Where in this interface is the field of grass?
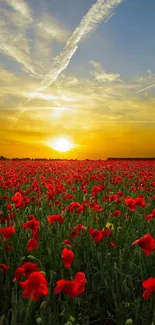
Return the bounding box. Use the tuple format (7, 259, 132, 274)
(0, 159, 155, 325)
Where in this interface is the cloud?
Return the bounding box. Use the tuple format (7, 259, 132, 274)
(0, 67, 41, 97)
(2, 96, 155, 153)
(59, 76, 80, 87)
(32, 17, 70, 73)
(36, 16, 70, 42)
(0, 68, 18, 84)
(0, 42, 38, 76)
(39, 0, 124, 91)
(0, 5, 39, 76)
(89, 60, 122, 83)
(136, 70, 154, 83)
(1, 66, 154, 134)
(0, 1, 70, 77)
(6, 0, 32, 21)
(1, 66, 155, 158)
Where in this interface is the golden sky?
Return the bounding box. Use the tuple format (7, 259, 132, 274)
(0, 0, 155, 158)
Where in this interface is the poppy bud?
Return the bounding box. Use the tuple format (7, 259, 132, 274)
(64, 244, 72, 249)
(50, 270, 57, 281)
(27, 255, 36, 260)
(36, 317, 42, 324)
(40, 301, 46, 310)
(125, 319, 133, 325)
(69, 316, 75, 322)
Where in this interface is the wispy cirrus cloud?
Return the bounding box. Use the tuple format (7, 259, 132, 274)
(39, 0, 124, 91)
(0, 3, 40, 77)
(32, 15, 70, 73)
(0, 42, 39, 77)
(89, 60, 122, 83)
(0, 0, 70, 77)
(36, 13, 70, 42)
(1, 63, 153, 127)
(6, 0, 32, 21)
(136, 70, 155, 83)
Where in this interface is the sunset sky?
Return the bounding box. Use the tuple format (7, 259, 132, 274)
(0, 0, 155, 159)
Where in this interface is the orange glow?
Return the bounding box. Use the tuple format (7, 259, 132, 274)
(47, 136, 74, 152)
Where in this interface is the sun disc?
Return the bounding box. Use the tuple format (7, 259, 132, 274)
(47, 137, 73, 152)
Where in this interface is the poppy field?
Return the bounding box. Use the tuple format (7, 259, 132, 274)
(1, 159, 155, 325)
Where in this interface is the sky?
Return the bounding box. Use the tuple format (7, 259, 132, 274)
(0, 0, 155, 159)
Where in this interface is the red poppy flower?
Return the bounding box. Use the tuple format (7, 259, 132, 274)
(54, 279, 74, 297)
(67, 202, 80, 213)
(73, 272, 87, 296)
(132, 234, 155, 256)
(92, 186, 102, 196)
(142, 277, 155, 300)
(109, 194, 118, 202)
(13, 262, 39, 281)
(11, 192, 26, 208)
(13, 267, 25, 282)
(61, 248, 74, 268)
(22, 262, 39, 277)
(145, 209, 155, 221)
(92, 203, 103, 212)
(22, 219, 40, 230)
(113, 209, 121, 217)
(102, 227, 112, 238)
(54, 272, 86, 298)
(117, 191, 124, 198)
(11, 192, 22, 204)
(0, 226, 15, 241)
(14, 262, 39, 281)
(28, 215, 36, 220)
(48, 214, 64, 225)
(27, 237, 38, 252)
(63, 239, 72, 246)
(6, 204, 12, 210)
(69, 228, 80, 238)
(109, 241, 116, 248)
(134, 196, 146, 208)
(0, 264, 10, 273)
(124, 197, 136, 212)
(69, 224, 85, 238)
(5, 244, 13, 251)
(145, 213, 155, 221)
(89, 228, 103, 243)
(19, 271, 48, 300)
(75, 224, 85, 232)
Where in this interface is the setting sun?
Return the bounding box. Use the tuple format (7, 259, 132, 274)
(47, 137, 74, 152)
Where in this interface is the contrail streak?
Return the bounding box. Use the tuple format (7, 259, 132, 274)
(13, 0, 124, 124)
(136, 83, 155, 94)
(39, 0, 124, 92)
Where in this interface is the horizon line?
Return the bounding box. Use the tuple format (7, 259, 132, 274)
(1, 156, 155, 161)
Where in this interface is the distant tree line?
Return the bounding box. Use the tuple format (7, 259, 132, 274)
(0, 156, 8, 160)
(107, 158, 155, 160)
(0, 156, 155, 161)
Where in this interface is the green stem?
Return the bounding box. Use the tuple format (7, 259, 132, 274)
(152, 298, 155, 325)
(24, 298, 33, 325)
